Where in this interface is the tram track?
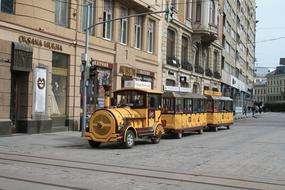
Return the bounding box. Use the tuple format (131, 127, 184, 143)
(0, 152, 284, 190)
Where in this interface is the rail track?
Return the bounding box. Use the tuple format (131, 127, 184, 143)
(0, 152, 284, 190)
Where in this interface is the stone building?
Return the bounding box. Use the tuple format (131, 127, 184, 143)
(266, 65, 285, 109)
(220, 0, 256, 111)
(161, 0, 223, 94)
(0, 0, 163, 135)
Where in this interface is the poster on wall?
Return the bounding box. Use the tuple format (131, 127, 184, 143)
(34, 67, 47, 113)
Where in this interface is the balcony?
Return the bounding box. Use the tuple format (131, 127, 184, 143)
(194, 65, 204, 75)
(181, 62, 193, 71)
(213, 71, 222, 79)
(205, 68, 213, 77)
(167, 57, 180, 68)
(192, 24, 218, 43)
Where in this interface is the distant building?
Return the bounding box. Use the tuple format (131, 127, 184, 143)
(265, 65, 285, 111)
(253, 66, 274, 105)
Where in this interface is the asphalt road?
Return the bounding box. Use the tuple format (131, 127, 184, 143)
(0, 112, 285, 190)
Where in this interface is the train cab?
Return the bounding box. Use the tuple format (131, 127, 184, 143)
(161, 92, 207, 139)
(204, 91, 234, 132)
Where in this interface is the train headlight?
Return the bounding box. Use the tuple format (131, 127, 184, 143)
(118, 124, 124, 131)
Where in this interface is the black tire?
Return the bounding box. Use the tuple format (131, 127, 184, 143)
(88, 140, 101, 148)
(123, 130, 135, 148)
(151, 136, 160, 144)
(176, 132, 183, 139)
(227, 125, 230, 130)
(213, 127, 218, 132)
(198, 128, 203, 134)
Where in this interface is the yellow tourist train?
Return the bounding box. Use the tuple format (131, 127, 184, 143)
(161, 92, 207, 138)
(85, 85, 234, 148)
(204, 90, 234, 132)
(84, 87, 164, 148)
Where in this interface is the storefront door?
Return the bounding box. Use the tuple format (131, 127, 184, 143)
(10, 71, 29, 132)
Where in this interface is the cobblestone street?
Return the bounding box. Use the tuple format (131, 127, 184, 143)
(0, 112, 285, 190)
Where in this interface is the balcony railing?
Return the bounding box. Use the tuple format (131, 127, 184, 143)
(167, 57, 180, 68)
(194, 65, 204, 75)
(213, 71, 222, 79)
(205, 68, 213, 77)
(181, 62, 193, 71)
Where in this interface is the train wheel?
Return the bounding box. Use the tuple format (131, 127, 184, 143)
(176, 132, 183, 139)
(227, 125, 230, 130)
(198, 128, 203, 134)
(151, 137, 160, 144)
(123, 130, 135, 148)
(88, 140, 101, 148)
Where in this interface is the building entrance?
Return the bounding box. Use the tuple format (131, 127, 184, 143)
(10, 71, 29, 133)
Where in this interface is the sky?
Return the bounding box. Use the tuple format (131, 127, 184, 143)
(256, 0, 285, 68)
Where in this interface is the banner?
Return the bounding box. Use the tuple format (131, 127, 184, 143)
(34, 68, 47, 113)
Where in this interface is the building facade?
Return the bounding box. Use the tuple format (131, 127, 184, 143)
(0, 0, 163, 135)
(161, 0, 223, 95)
(220, 0, 256, 111)
(253, 66, 274, 105)
(266, 65, 285, 111)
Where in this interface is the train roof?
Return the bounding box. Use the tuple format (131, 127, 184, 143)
(208, 96, 233, 101)
(163, 92, 207, 99)
(113, 88, 163, 94)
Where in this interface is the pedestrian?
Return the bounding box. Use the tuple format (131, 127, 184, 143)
(243, 105, 247, 116)
(252, 105, 256, 118)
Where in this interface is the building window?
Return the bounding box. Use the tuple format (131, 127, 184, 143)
(0, 0, 14, 13)
(135, 16, 142, 49)
(196, 1, 201, 22)
(181, 36, 188, 64)
(51, 52, 69, 116)
(186, 0, 191, 19)
(147, 19, 154, 53)
(167, 29, 175, 59)
(166, 79, 175, 86)
(103, 0, 113, 40)
(209, 0, 215, 25)
(82, 0, 95, 35)
(120, 7, 128, 44)
(55, 0, 69, 27)
(213, 51, 218, 71)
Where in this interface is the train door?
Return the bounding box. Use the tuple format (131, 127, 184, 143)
(148, 93, 161, 128)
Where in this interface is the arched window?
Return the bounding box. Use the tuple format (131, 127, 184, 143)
(209, 0, 215, 25)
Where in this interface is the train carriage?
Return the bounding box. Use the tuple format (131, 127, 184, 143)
(205, 91, 234, 132)
(84, 88, 164, 148)
(161, 92, 207, 138)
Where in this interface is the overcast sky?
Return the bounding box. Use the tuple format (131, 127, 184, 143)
(256, 0, 285, 68)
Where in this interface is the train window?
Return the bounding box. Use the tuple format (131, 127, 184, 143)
(148, 94, 161, 109)
(176, 98, 184, 113)
(220, 101, 226, 112)
(115, 91, 146, 108)
(193, 99, 198, 113)
(184, 99, 193, 113)
(225, 101, 233, 112)
(162, 98, 175, 113)
(197, 99, 205, 112)
(214, 101, 221, 112)
(206, 100, 213, 112)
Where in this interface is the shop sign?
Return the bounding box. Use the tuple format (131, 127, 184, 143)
(164, 86, 179, 92)
(137, 69, 155, 77)
(34, 67, 47, 113)
(124, 80, 152, 90)
(94, 60, 113, 69)
(119, 66, 136, 77)
(231, 76, 246, 92)
(180, 87, 192, 92)
(18, 35, 63, 51)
